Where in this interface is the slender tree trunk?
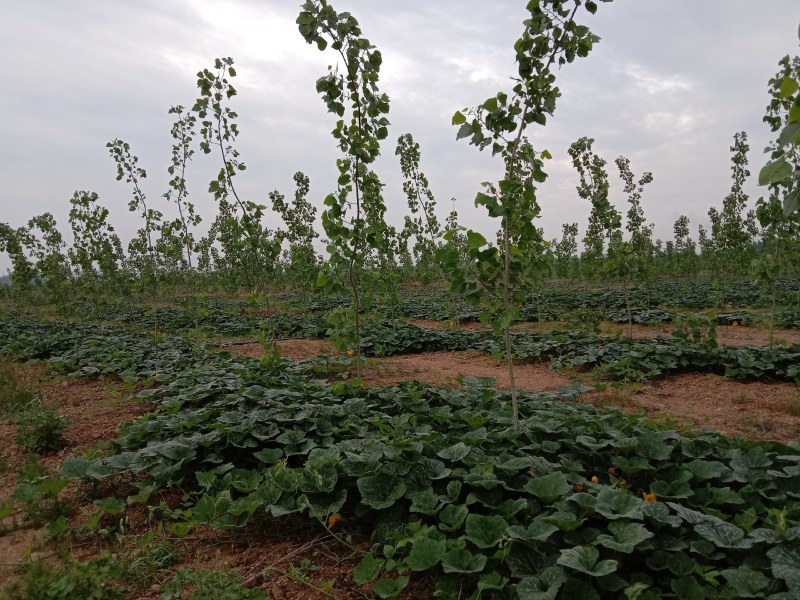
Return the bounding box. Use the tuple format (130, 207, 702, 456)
(502, 218, 519, 431)
(625, 285, 633, 339)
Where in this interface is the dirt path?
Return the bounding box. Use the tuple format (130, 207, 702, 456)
(581, 373, 800, 443)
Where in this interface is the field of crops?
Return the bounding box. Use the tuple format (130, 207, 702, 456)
(2, 0, 800, 597)
(0, 280, 799, 599)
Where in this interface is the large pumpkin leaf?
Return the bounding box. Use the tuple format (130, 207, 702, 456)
(357, 475, 405, 510)
(557, 546, 618, 577)
(465, 514, 509, 549)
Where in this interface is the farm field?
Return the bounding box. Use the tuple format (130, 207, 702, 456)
(2, 0, 800, 598)
(2, 281, 800, 599)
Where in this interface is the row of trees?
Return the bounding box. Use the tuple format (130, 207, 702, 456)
(0, 6, 797, 311)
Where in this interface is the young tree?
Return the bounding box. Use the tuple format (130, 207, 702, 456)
(270, 171, 320, 289)
(711, 132, 755, 303)
(552, 222, 579, 277)
(756, 46, 800, 332)
(0, 223, 37, 302)
(107, 139, 163, 288)
(672, 214, 697, 277)
(26, 213, 73, 311)
(446, 0, 609, 429)
(396, 133, 441, 282)
(67, 191, 125, 292)
(298, 0, 393, 376)
(569, 137, 620, 277)
(161, 105, 201, 274)
(193, 58, 279, 292)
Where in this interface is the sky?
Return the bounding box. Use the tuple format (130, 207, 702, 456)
(1, 0, 799, 273)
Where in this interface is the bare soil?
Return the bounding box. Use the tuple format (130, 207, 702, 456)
(581, 373, 800, 443)
(359, 351, 572, 391)
(0, 364, 150, 587)
(408, 318, 800, 348)
(241, 338, 337, 360)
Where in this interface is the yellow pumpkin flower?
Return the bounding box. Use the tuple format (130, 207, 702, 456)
(642, 492, 657, 503)
(328, 512, 342, 528)
(591, 475, 599, 483)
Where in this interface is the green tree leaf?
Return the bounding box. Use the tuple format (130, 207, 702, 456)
(779, 76, 800, 99)
(758, 158, 792, 186)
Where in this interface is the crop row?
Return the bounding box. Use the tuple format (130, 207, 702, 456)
(1, 316, 800, 597)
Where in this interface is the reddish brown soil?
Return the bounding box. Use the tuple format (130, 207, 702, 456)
(221, 338, 336, 360)
(581, 373, 800, 443)
(597, 321, 800, 348)
(359, 351, 572, 391)
(133, 528, 428, 600)
(224, 341, 573, 392)
(0, 364, 150, 587)
(408, 318, 800, 348)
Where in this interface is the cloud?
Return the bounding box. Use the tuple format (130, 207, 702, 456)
(1, 0, 799, 274)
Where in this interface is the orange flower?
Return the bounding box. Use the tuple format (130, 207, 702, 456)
(573, 484, 586, 493)
(642, 492, 657, 503)
(346, 349, 354, 357)
(327, 512, 342, 528)
(608, 467, 618, 475)
(591, 476, 599, 484)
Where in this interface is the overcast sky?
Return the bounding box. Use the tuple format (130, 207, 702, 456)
(1, 0, 799, 273)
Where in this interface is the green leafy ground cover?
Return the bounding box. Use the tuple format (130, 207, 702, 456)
(27, 279, 800, 343)
(3, 316, 800, 385)
(1, 316, 800, 598)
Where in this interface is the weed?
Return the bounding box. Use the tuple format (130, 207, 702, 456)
(786, 394, 800, 417)
(0, 358, 35, 415)
(13, 397, 68, 452)
(673, 313, 718, 348)
(741, 416, 775, 436)
(4, 454, 70, 530)
(732, 392, 750, 406)
(1, 555, 128, 600)
(160, 567, 267, 600)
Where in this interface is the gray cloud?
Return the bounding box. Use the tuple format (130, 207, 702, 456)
(1, 0, 798, 272)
